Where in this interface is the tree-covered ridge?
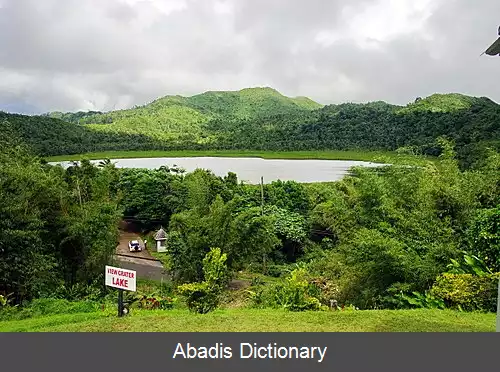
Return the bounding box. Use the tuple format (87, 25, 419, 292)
(41, 87, 323, 147)
(0, 112, 161, 156)
(2, 88, 500, 168)
(396, 93, 480, 114)
(55, 87, 323, 124)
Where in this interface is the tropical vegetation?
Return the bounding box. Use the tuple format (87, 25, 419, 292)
(1, 88, 499, 329)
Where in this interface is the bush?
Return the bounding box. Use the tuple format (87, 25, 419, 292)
(398, 291, 445, 310)
(52, 281, 105, 302)
(431, 273, 500, 312)
(248, 268, 325, 311)
(266, 264, 293, 278)
(203, 247, 230, 289)
(134, 294, 177, 310)
(177, 282, 219, 314)
(309, 277, 341, 306)
(177, 248, 229, 314)
(468, 207, 500, 271)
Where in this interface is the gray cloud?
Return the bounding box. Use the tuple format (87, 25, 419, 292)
(0, 0, 499, 113)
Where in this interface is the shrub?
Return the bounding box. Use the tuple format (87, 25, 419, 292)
(135, 294, 177, 310)
(248, 268, 325, 311)
(431, 273, 500, 312)
(398, 291, 445, 310)
(177, 248, 229, 314)
(468, 207, 500, 271)
(266, 264, 293, 278)
(309, 276, 340, 306)
(177, 282, 219, 314)
(203, 247, 230, 289)
(51, 280, 106, 302)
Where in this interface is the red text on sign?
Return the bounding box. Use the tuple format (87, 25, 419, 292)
(112, 278, 129, 288)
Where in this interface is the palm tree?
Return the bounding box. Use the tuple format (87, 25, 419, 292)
(98, 158, 113, 168)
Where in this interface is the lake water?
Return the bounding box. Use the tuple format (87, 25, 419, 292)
(51, 157, 381, 184)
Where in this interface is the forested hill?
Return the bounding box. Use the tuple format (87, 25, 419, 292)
(48, 87, 323, 124)
(2, 88, 500, 168)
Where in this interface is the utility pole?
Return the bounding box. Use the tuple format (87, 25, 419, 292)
(260, 176, 266, 274)
(260, 176, 264, 216)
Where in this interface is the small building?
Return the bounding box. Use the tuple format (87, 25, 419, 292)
(153, 227, 168, 253)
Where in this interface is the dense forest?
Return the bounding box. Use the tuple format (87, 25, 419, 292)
(2, 87, 500, 169)
(1, 111, 499, 313)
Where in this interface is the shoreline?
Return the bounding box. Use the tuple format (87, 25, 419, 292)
(45, 149, 428, 163)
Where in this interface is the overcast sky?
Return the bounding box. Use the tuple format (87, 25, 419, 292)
(0, 0, 499, 114)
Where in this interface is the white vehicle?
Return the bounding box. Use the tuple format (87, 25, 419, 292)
(128, 240, 142, 252)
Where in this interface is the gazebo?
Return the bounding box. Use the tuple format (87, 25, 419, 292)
(153, 227, 168, 253)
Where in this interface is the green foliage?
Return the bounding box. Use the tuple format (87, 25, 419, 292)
(468, 206, 500, 271)
(177, 282, 219, 314)
(265, 180, 310, 214)
(0, 138, 121, 303)
(52, 281, 105, 302)
(431, 273, 500, 312)
(3, 100, 500, 315)
(118, 167, 184, 230)
(397, 291, 446, 310)
(0, 293, 14, 309)
(396, 93, 474, 114)
(5, 88, 500, 169)
(446, 251, 492, 276)
(132, 294, 177, 310)
(0, 298, 103, 321)
(202, 248, 230, 289)
(177, 248, 229, 314)
(265, 205, 307, 261)
(249, 268, 325, 311)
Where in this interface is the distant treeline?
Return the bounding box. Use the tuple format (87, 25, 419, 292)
(2, 89, 500, 169)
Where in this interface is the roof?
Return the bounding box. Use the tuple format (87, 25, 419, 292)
(130, 240, 139, 245)
(484, 36, 500, 56)
(153, 227, 167, 241)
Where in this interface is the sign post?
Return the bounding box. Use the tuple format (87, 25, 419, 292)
(118, 289, 124, 317)
(105, 265, 137, 317)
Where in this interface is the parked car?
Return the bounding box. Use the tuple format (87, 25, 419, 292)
(128, 240, 141, 252)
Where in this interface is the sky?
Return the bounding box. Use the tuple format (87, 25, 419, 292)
(0, 0, 499, 114)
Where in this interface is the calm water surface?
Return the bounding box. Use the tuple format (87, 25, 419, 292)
(52, 157, 381, 184)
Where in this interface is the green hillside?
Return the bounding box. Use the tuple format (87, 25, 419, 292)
(46, 87, 323, 147)
(0, 112, 160, 156)
(3, 88, 500, 168)
(396, 93, 478, 114)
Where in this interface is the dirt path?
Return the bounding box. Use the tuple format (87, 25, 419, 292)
(116, 232, 154, 260)
(114, 231, 168, 280)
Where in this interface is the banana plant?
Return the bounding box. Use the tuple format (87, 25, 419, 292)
(446, 251, 492, 276)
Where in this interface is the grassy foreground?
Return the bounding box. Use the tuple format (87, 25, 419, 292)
(45, 149, 413, 163)
(0, 309, 494, 332)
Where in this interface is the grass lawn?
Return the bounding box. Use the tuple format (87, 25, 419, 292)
(45, 149, 430, 163)
(0, 309, 494, 332)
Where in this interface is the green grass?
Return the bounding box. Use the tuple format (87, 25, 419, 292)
(45, 149, 423, 163)
(0, 308, 494, 332)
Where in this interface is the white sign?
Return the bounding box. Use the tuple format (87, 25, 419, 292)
(105, 265, 136, 292)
